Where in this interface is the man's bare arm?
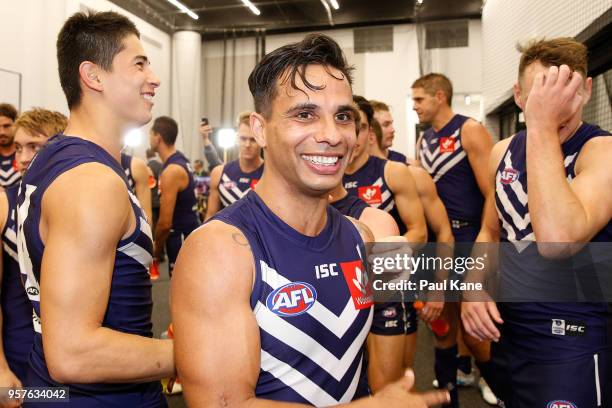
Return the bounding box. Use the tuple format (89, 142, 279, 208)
(408, 166, 453, 244)
(154, 164, 185, 260)
(131, 156, 153, 224)
(204, 165, 223, 220)
(461, 120, 494, 197)
(386, 162, 427, 243)
(172, 221, 448, 408)
(40, 163, 174, 383)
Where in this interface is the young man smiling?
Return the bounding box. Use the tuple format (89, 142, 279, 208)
(16, 11, 172, 407)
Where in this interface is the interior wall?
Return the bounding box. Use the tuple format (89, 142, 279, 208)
(200, 21, 483, 160)
(0, 0, 172, 159)
(482, 0, 611, 116)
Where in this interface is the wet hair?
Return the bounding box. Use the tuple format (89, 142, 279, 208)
(353, 95, 374, 125)
(57, 11, 140, 109)
(248, 33, 354, 118)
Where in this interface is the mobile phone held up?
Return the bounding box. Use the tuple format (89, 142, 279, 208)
(201, 117, 209, 126)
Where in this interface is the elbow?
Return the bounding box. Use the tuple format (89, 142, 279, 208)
(535, 240, 583, 260)
(46, 350, 87, 383)
(156, 222, 171, 235)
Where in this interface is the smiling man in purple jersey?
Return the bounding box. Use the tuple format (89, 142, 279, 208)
(15, 11, 173, 407)
(172, 33, 449, 408)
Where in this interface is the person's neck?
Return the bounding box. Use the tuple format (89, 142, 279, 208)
(0, 144, 15, 157)
(345, 152, 370, 175)
(158, 145, 177, 163)
(254, 168, 330, 237)
(239, 155, 263, 173)
(328, 184, 347, 203)
(432, 106, 455, 132)
(63, 103, 126, 161)
(370, 144, 386, 160)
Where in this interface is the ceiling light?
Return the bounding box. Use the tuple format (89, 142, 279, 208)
(166, 0, 198, 20)
(417, 0, 424, 4)
(241, 0, 261, 15)
(328, 0, 339, 10)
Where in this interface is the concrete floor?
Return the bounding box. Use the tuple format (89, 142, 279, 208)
(151, 263, 492, 408)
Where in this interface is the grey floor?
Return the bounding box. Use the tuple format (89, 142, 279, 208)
(152, 262, 491, 408)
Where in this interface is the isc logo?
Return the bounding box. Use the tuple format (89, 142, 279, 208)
(546, 400, 577, 408)
(500, 168, 519, 184)
(345, 181, 358, 189)
(266, 282, 317, 317)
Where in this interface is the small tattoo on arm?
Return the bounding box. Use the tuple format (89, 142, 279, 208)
(232, 233, 250, 248)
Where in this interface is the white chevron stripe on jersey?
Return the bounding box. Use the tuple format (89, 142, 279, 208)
(495, 172, 531, 231)
(260, 261, 361, 339)
(260, 349, 364, 406)
(4, 226, 17, 245)
(218, 187, 234, 207)
(140, 216, 153, 241)
(432, 150, 467, 182)
(256, 301, 372, 381)
(564, 152, 578, 168)
(503, 154, 528, 205)
(3, 243, 18, 262)
(0, 173, 20, 187)
(0, 168, 17, 178)
(220, 173, 249, 200)
(118, 241, 153, 268)
(421, 128, 460, 164)
(382, 201, 395, 213)
(17, 184, 40, 303)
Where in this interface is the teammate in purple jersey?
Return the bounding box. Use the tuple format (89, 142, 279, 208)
(150, 116, 200, 275)
(0, 104, 20, 189)
(463, 37, 612, 408)
(172, 33, 449, 407)
(412, 73, 497, 407)
(206, 112, 264, 218)
(15, 11, 173, 407)
(0, 109, 66, 407)
(121, 152, 153, 223)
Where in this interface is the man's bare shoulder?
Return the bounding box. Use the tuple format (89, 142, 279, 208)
(346, 216, 375, 243)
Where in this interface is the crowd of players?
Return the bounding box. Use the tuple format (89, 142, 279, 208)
(0, 9, 609, 408)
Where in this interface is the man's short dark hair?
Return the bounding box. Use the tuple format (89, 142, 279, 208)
(152, 116, 178, 146)
(146, 148, 156, 159)
(248, 33, 354, 118)
(0, 103, 18, 121)
(353, 95, 373, 125)
(57, 11, 140, 109)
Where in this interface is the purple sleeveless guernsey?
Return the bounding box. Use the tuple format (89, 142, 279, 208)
(494, 123, 612, 360)
(16, 134, 165, 407)
(161, 151, 200, 234)
(120, 152, 136, 190)
(218, 159, 264, 208)
(387, 150, 407, 163)
(1, 184, 34, 381)
(0, 152, 20, 188)
(332, 194, 369, 220)
(210, 191, 373, 404)
(419, 114, 483, 223)
(343, 155, 406, 235)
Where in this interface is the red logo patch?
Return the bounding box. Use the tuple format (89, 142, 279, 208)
(358, 186, 382, 205)
(439, 137, 456, 153)
(250, 179, 259, 190)
(500, 168, 519, 184)
(340, 260, 373, 310)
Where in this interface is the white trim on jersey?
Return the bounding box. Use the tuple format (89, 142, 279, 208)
(594, 353, 601, 406)
(260, 350, 364, 406)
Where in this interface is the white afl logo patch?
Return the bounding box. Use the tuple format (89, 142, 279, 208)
(500, 168, 519, 184)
